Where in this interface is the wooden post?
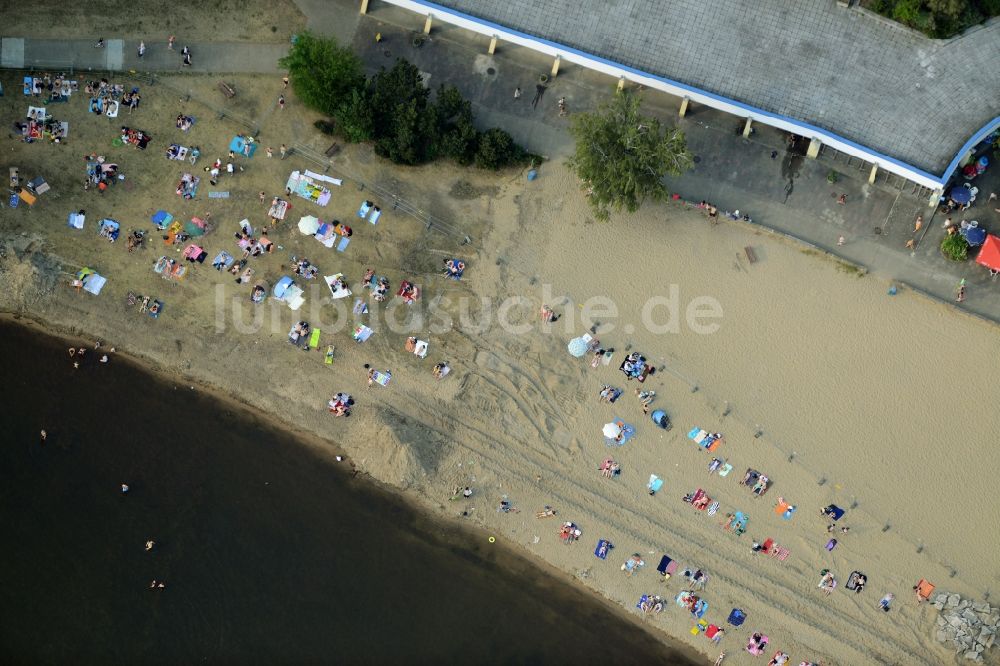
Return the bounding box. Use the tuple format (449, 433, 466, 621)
(423, 14, 433, 35)
(806, 138, 822, 159)
(679, 97, 689, 117)
(550, 55, 560, 77)
(360, 0, 369, 14)
(868, 164, 878, 185)
(742, 117, 753, 138)
(616, 76, 625, 92)
(488, 36, 497, 55)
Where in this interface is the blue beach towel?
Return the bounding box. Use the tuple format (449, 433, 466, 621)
(369, 207, 381, 224)
(647, 474, 663, 494)
(337, 236, 350, 252)
(208, 191, 229, 199)
(357, 200, 372, 218)
(727, 608, 746, 626)
(594, 539, 613, 560)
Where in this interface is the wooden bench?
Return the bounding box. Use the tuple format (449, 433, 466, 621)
(217, 81, 236, 99)
(324, 142, 341, 158)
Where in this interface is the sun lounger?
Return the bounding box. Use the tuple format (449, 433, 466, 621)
(594, 539, 613, 560)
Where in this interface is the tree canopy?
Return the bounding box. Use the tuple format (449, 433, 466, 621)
(278, 32, 363, 117)
(568, 92, 693, 222)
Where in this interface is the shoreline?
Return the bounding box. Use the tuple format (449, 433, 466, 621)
(0, 311, 704, 665)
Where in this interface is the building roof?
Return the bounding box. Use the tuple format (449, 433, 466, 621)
(433, 0, 1000, 174)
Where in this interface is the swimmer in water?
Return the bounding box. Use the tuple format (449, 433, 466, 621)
(145, 540, 155, 551)
(40, 430, 47, 444)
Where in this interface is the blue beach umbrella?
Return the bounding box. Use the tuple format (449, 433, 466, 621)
(949, 186, 972, 205)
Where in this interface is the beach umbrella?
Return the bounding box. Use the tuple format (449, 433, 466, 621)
(602, 422, 622, 439)
(949, 186, 971, 205)
(964, 226, 987, 247)
(567, 336, 589, 357)
(975, 234, 1000, 272)
(297, 215, 320, 235)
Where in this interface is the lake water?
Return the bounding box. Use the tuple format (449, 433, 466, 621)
(0, 320, 696, 665)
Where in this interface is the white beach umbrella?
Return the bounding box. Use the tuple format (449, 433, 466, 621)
(603, 422, 622, 439)
(297, 215, 320, 235)
(567, 336, 589, 357)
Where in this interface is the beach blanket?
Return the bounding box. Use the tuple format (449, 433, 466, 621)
(397, 281, 420, 304)
(822, 504, 845, 521)
(718, 463, 733, 477)
(303, 169, 342, 186)
(285, 170, 332, 206)
(594, 539, 613, 560)
(212, 251, 234, 270)
(77, 268, 107, 296)
(647, 474, 663, 494)
(182, 244, 206, 262)
(309, 328, 321, 350)
(105, 101, 119, 118)
(268, 198, 289, 220)
(372, 370, 392, 387)
(148, 300, 163, 319)
(177, 174, 200, 199)
(68, 212, 85, 229)
(89, 97, 104, 113)
(746, 634, 769, 656)
(324, 274, 353, 300)
(657, 555, 679, 577)
(726, 512, 749, 535)
(27, 106, 47, 121)
(166, 144, 189, 161)
(369, 207, 382, 224)
(208, 191, 230, 199)
(353, 325, 373, 343)
(727, 608, 746, 626)
(357, 200, 373, 218)
(770, 545, 791, 561)
(337, 236, 350, 252)
(23, 77, 35, 96)
(229, 135, 257, 157)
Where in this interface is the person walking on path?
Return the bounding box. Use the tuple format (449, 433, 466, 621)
(513, 86, 521, 100)
(913, 215, 923, 233)
(278, 95, 285, 111)
(137, 41, 146, 58)
(375, 32, 382, 44)
(266, 146, 273, 158)
(837, 193, 847, 205)
(168, 35, 175, 50)
(280, 144, 287, 159)
(956, 278, 966, 303)
(837, 236, 845, 246)
(282, 76, 289, 89)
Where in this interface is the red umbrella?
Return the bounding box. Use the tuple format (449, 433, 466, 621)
(975, 234, 1000, 272)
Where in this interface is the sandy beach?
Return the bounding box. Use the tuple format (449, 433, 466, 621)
(3, 55, 1000, 666)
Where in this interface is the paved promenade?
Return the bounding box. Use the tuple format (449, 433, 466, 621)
(0, 37, 286, 74)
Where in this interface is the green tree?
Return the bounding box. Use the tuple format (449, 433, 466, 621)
(278, 32, 363, 117)
(435, 85, 479, 164)
(568, 92, 693, 221)
(367, 60, 439, 164)
(337, 88, 374, 143)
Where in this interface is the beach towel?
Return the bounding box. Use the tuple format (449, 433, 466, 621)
(727, 512, 748, 535)
(68, 212, 85, 229)
(412, 339, 429, 358)
(337, 236, 350, 252)
(353, 298, 369, 315)
(89, 97, 104, 113)
(707, 501, 720, 516)
(151, 210, 173, 227)
(846, 571, 866, 591)
(657, 555, 679, 577)
(822, 505, 845, 521)
(369, 207, 381, 224)
(268, 198, 289, 220)
(746, 634, 769, 656)
(727, 608, 746, 626)
(353, 325, 373, 342)
(27, 106, 47, 121)
(148, 300, 163, 319)
(357, 200, 373, 218)
(309, 328, 321, 350)
(594, 539, 613, 560)
(23, 76, 33, 96)
(647, 474, 663, 494)
(208, 191, 229, 199)
(372, 370, 391, 387)
(105, 101, 119, 118)
(636, 594, 650, 611)
(770, 545, 791, 561)
(325, 345, 335, 365)
(692, 599, 708, 618)
(706, 624, 721, 640)
(915, 579, 935, 600)
(782, 505, 796, 520)
(80, 271, 107, 296)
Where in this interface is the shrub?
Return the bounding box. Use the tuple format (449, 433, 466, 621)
(475, 128, 526, 170)
(940, 233, 970, 261)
